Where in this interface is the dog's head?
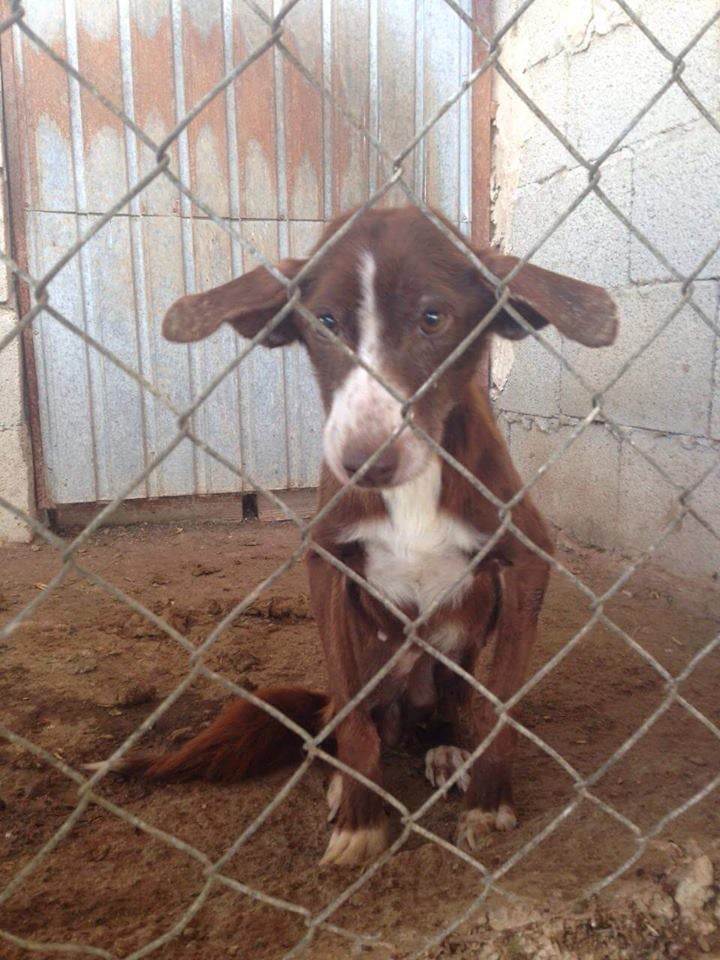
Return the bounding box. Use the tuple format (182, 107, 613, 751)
(163, 207, 617, 490)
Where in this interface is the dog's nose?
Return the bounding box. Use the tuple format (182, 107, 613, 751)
(342, 444, 398, 488)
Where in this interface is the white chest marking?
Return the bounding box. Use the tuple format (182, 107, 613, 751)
(342, 459, 489, 651)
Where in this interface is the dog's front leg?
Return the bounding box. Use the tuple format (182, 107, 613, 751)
(459, 553, 550, 851)
(321, 708, 390, 866)
(307, 549, 391, 867)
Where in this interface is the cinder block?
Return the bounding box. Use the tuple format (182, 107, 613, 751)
(0, 175, 8, 303)
(630, 121, 720, 283)
(657, 511, 720, 584)
(506, 413, 559, 517)
(486, 3, 720, 579)
(494, 325, 562, 418)
(497, 0, 629, 68)
(0, 306, 33, 542)
(543, 418, 622, 551)
(493, 0, 520, 32)
(0, 307, 24, 429)
(507, 150, 632, 288)
(492, 5, 579, 231)
(518, 53, 575, 187)
(566, 21, 708, 160)
(630, 0, 720, 118)
(508, 415, 622, 551)
(561, 282, 716, 436)
(507, 414, 720, 580)
(617, 428, 720, 581)
(712, 290, 720, 440)
(0, 424, 33, 544)
(0, 253, 7, 305)
(495, 409, 512, 446)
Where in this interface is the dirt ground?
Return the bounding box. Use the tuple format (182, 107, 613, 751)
(1, 519, 719, 960)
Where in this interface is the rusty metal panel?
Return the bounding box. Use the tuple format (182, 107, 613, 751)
(125, 0, 181, 217)
(278, 0, 325, 221)
(73, 2, 130, 213)
(238, 219, 290, 491)
(286, 219, 325, 489)
(10, 0, 475, 506)
(80, 214, 148, 500)
(330, 0, 371, 215)
(189, 218, 244, 495)
(26, 212, 97, 503)
(232, 0, 279, 221)
(423, 0, 465, 223)
(137, 213, 197, 499)
(15, 2, 75, 213)
(376, 0, 418, 206)
(181, 2, 231, 219)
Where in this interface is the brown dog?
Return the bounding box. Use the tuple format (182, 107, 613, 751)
(93, 206, 617, 866)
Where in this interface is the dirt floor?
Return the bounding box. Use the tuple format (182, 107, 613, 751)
(1, 519, 719, 960)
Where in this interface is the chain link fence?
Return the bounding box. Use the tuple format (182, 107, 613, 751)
(1, 0, 719, 957)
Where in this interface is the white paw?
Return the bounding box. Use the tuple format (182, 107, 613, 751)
(425, 746, 472, 794)
(457, 804, 517, 852)
(320, 822, 389, 867)
(83, 760, 120, 773)
(326, 772, 342, 823)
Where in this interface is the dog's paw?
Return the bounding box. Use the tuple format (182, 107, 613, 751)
(320, 821, 389, 867)
(326, 772, 342, 823)
(425, 745, 471, 794)
(83, 759, 122, 773)
(456, 804, 517, 852)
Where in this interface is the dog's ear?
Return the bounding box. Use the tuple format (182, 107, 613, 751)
(474, 249, 618, 348)
(162, 259, 307, 346)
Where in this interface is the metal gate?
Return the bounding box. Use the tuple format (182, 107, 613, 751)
(4, 0, 485, 508)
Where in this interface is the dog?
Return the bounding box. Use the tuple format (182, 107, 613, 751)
(92, 206, 617, 866)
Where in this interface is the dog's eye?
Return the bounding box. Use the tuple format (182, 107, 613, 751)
(318, 312, 337, 334)
(419, 309, 448, 336)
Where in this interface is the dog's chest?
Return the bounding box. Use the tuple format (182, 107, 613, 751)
(346, 461, 488, 635)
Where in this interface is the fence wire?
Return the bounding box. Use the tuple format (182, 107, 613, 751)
(1, 1, 719, 958)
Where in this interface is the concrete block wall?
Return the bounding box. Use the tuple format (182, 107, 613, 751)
(491, 0, 720, 581)
(0, 71, 34, 544)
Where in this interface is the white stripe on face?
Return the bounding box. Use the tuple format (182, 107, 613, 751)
(357, 250, 381, 367)
(323, 251, 402, 481)
(323, 250, 430, 486)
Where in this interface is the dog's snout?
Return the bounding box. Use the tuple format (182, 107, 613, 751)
(342, 444, 398, 488)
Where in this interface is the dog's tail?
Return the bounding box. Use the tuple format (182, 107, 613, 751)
(85, 687, 332, 782)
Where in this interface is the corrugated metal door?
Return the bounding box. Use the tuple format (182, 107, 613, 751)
(6, 0, 477, 506)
